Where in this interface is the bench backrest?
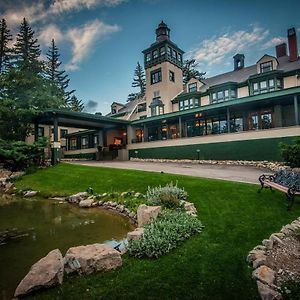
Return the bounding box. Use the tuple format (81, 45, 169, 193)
(273, 170, 300, 191)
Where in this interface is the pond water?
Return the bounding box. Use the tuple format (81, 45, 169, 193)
(0, 195, 134, 300)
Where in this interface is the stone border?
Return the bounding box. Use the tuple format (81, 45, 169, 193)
(247, 217, 300, 300)
(130, 158, 288, 172)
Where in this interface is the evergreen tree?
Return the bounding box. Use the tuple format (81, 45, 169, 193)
(68, 95, 84, 112)
(131, 62, 145, 97)
(0, 19, 12, 73)
(127, 92, 139, 102)
(183, 58, 206, 84)
(45, 39, 75, 104)
(13, 18, 42, 73)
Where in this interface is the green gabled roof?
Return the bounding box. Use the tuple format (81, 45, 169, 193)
(132, 86, 300, 125)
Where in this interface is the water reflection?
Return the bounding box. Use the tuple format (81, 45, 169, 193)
(0, 196, 133, 300)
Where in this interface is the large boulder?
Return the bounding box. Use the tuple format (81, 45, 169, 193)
(253, 266, 276, 286)
(137, 204, 161, 227)
(257, 281, 283, 300)
(68, 192, 88, 203)
(14, 249, 64, 297)
(64, 243, 122, 275)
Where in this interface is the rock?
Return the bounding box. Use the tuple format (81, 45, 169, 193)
(137, 204, 161, 227)
(129, 212, 136, 219)
(79, 199, 94, 208)
(14, 249, 64, 297)
(253, 256, 268, 268)
(24, 191, 38, 197)
(48, 197, 66, 201)
(247, 250, 266, 264)
(127, 228, 144, 241)
(64, 243, 122, 275)
(183, 201, 197, 214)
(121, 192, 128, 197)
(253, 266, 276, 285)
(98, 200, 103, 206)
(270, 234, 284, 245)
(68, 192, 88, 203)
(134, 192, 142, 198)
(4, 182, 15, 193)
(110, 202, 117, 207)
(262, 239, 273, 250)
(257, 281, 283, 300)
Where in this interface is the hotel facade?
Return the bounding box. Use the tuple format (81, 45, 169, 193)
(33, 22, 300, 162)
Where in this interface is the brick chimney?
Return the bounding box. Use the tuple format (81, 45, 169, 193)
(276, 43, 287, 58)
(287, 27, 298, 61)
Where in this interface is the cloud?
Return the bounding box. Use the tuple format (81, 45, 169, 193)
(261, 37, 285, 50)
(86, 99, 98, 109)
(65, 19, 120, 71)
(49, 0, 126, 14)
(188, 25, 269, 69)
(3, 0, 126, 28)
(38, 24, 64, 45)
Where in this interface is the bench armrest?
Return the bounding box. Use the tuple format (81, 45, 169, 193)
(259, 174, 275, 184)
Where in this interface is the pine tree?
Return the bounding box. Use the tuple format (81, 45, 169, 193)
(13, 18, 42, 73)
(131, 62, 146, 97)
(45, 39, 75, 104)
(183, 59, 206, 84)
(0, 19, 12, 73)
(68, 95, 84, 112)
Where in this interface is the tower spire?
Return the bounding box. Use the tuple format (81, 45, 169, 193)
(155, 20, 170, 42)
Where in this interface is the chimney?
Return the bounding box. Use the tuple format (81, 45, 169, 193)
(233, 54, 245, 70)
(276, 43, 287, 58)
(287, 27, 298, 61)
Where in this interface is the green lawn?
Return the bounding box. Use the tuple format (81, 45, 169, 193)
(16, 163, 299, 300)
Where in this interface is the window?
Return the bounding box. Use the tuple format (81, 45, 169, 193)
(169, 70, 175, 82)
(146, 53, 151, 62)
(260, 61, 273, 73)
(261, 112, 272, 129)
(211, 88, 235, 103)
(151, 105, 164, 116)
(70, 138, 77, 150)
(94, 135, 99, 147)
(188, 82, 197, 93)
(160, 47, 165, 56)
(38, 127, 44, 137)
(111, 107, 117, 114)
(178, 53, 182, 62)
(154, 90, 160, 98)
(81, 136, 88, 149)
(172, 49, 177, 59)
(60, 129, 68, 139)
(167, 46, 172, 56)
(153, 49, 158, 59)
(137, 103, 146, 112)
(249, 115, 258, 130)
(151, 69, 162, 84)
(252, 78, 282, 95)
(179, 98, 200, 110)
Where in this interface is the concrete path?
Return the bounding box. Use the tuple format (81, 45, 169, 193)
(68, 160, 272, 185)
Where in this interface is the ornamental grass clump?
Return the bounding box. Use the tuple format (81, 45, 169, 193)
(146, 182, 187, 208)
(128, 211, 203, 258)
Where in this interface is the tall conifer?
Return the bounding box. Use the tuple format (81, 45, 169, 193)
(0, 19, 12, 73)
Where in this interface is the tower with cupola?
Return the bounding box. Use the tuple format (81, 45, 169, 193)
(142, 21, 184, 116)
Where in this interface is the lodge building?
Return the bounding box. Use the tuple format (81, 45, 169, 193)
(32, 22, 300, 163)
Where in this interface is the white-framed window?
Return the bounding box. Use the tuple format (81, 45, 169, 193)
(188, 82, 197, 93)
(169, 70, 175, 82)
(160, 47, 165, 56)
(260, 61, 273, 73)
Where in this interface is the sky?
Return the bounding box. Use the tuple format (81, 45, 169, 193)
(1, 0, 300, 114)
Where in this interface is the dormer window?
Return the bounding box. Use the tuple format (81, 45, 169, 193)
(111, 108, 117, 114)
(260, 61, 273, 73)
(188, 82, 197, 93)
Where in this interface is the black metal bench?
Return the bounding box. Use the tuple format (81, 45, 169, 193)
(258, 170, 300, 210)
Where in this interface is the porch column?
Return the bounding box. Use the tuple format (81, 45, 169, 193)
(126, 125, 135, 145)
(143, 124, 148, 142)
(227, 107, 230, 133)
(98, 130, 104, 147)
(103, 129, 107, 147)
(51, 118, 60, 165)
(34, 122, 39, 142)
(294, 95, 299, 125)
(274, 105, 283, 128)
(178, 116, 182, 138)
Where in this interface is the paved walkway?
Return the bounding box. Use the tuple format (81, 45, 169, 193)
(68, 160, 271, 184)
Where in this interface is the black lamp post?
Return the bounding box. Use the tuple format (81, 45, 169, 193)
(134, 150, 139, 159)
(196, 149, 200, 161)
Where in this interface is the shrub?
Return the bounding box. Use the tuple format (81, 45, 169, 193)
(146, 182, 188, 208)
(0, 138, 47, 171)
(280, 139, 300, 168)
(128, 211, 203, 258)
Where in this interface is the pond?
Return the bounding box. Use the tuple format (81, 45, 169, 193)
(0, 195, 134, 300)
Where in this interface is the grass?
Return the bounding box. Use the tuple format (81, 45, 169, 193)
(15, 163, 300, 300)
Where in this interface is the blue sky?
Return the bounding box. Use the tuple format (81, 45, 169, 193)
(1, 0, 300, 114)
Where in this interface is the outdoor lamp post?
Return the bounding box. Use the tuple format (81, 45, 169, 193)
(134, 150, 138, 159)
(196, 149, 200, 161)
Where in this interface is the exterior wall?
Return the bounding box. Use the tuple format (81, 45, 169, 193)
(129, 135, 298, 162)
(256, 55, 278, 73)
(145, 61, 183, 115)
(172, 102, 179, 111)
(201, 95, 210, 106)
(237, 86, 249, 98)
(284, 75, 300, 88)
